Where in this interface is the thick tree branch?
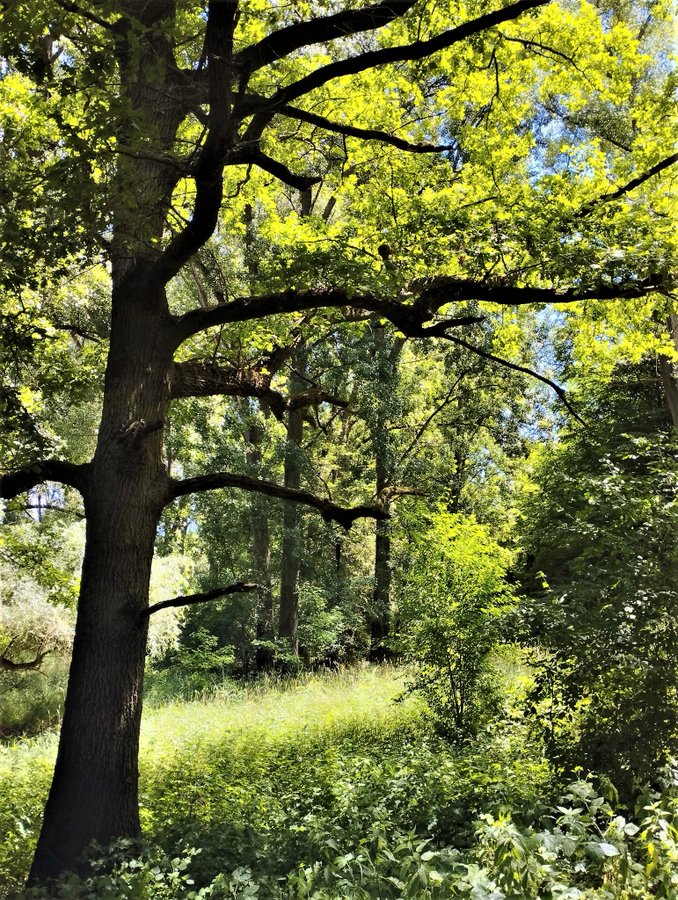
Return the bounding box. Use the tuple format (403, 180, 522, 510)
(172, 287, 482, 343)
(413, 274, 665, 309)
(234, 0, 418, 73)
(258, 0, 549, 112)
(172, 274, 661, 347)
(170, 362, 348, 418)
(377, 485, 424, 504)
(168, 472, 388, 529)
(171, 361, 287, 417)
(278, 104, 457, 154)
(141, 583, 261, 619)
(575, 152, 678, 218)
(0, 460, 87, 500)
(152, 1, 239, 286)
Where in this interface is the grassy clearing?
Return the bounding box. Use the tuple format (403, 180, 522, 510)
(0, 666, 425, 894)
(3, 666, 675, 898)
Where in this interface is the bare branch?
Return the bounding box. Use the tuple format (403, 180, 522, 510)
(0, 460, 88, 501)
(234, 0, 418, 73)
(278, 104, 457, 154)
(142, 583, 261, 619)
(439, 332, 586, 425)
(575, 152, 678, 219)
(52, 0, 117, 30)
(229, 147, 321, 191)
(0, 642, 49, 671)
(169, 471, 388, 529)
(396, 372, 469, 467)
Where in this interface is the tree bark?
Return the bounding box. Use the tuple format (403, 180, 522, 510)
(659, 311, 678, 428)
(278, 363, 306, 653)
(246, 422, 275, 668)
(369, 328, 403, 660)
(28, 288, 175, 884)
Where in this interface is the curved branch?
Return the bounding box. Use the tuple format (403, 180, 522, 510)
(0, 639, 49, 671)
(168, 471, 388, 529)
(142, 583, 261, 619)
(260, 0, 549, 111)
(172, 274, 662, 347)
(439, 332, 586, 425)
(0, 651, 49, 671)
(279, 105, 458, 154)
(230, 148, 322, 191)
(0, 460, 87, 500)
(234, 0, 418, 73)
(52, 0, 117, 29)
(172, 286, 482, 344)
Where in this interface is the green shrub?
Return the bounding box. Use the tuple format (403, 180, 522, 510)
(393, 510, 516, 738)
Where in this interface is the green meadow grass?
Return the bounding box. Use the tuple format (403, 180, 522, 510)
(0, 667, 427, 894)
(2, 665, 673, 898)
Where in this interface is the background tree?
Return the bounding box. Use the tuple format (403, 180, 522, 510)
(517, 359, 678, 794)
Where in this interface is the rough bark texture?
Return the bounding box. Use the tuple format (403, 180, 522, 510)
(29, 290, 175, 883)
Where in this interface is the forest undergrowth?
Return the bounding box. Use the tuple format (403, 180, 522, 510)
(1, 666, 676, 899)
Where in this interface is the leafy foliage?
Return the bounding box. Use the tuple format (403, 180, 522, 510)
(518, 363, 678, 790)
(394, 510, 516, 737)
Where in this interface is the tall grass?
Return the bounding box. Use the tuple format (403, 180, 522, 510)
(0, 666, 423, 894)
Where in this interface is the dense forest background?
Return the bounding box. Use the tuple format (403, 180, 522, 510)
(0, 0, 676, 895)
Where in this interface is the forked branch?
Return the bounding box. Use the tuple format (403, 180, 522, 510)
(173, 276, 662, 345)
(234, 0, 418, 73)
(260, 0, 549, 111)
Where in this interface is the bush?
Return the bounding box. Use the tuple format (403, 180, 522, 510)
(393, 510, 516, 738)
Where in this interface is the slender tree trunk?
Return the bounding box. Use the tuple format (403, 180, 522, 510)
(659, 311, 678, 428)
(369, 328, 402, 660)
(278, 365, 306, 653)
(246, 422, 274, 668)
(28, 291, 174, 883)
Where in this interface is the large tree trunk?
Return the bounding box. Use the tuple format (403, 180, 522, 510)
(28, 291, 174, 883)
